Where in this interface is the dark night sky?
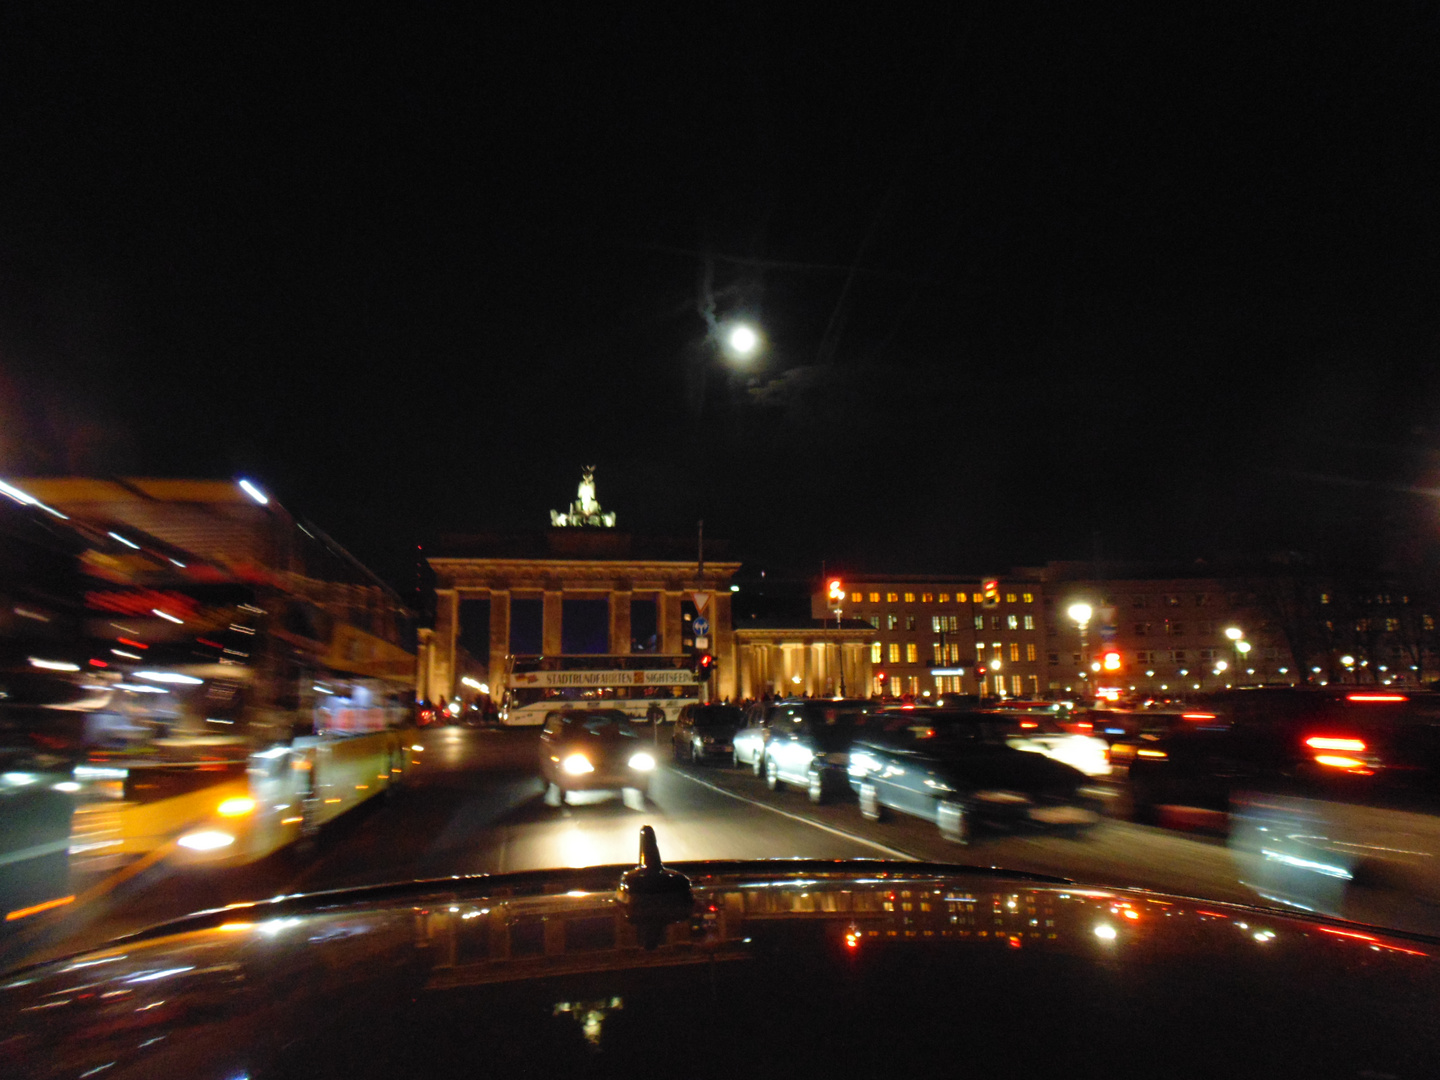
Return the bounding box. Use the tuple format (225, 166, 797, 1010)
(2, 6, 1439, 588)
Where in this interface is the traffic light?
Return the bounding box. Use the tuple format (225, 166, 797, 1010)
(827, 579, 844, 603)
(695, 653, 715, 679)
(1101, 649, 1122, 672)
(982, 579, 1000, 608)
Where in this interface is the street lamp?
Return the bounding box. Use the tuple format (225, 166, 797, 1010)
(1068, 603, 1093, 699)
(826, 579, 846, 696)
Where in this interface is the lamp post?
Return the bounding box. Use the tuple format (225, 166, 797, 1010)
(1224, 627, 1247, 686)
(827, 579, 846, 696)
(1068, 603, 1093, 701)
(1236, 640, 1252, 683)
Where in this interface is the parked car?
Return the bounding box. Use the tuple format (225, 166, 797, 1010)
(538, 709, 657, 803)
(848, 709, 1106, 843)
(673, 703, 744, 764)
(759, 699, 882, 803)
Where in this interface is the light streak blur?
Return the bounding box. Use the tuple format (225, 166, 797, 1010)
(28, 658, 79, 672)
(238, 479, 269, 504)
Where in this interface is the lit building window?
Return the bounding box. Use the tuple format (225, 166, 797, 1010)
(938, 593, 950, 603)
(887, 592, 899, 603)
(905, 615, 916, 630)
(906, 643, 918, 663)
(922, 593, 934, 603)
(868, 615, 880, 629)
(1023, 615, 1034, 630)
(948, 616, 958, 631)
(1009, 643, 1020, 662)
(1011, 675, 1022, 697)
(974, 615, 984, 631)
(869, 592, 881, 603)
(957, 592, 968, 603)
(1028, 675, 1040, 695)
(992, 642, 1003, 659)
(1007, 615, 1019, 630)
(1006, 593, 1017, 603)
(889, 643, 900, 664)
(871, 642, 882, 663)
(932, 615, 942, 632)
(851, 592, 863, 602)
(888, 614, 898, 630)
(993, 675, 1005, 696)
(904, 592, 916, 604)
(908, 676, 919, 695)
(976, 644, 986, 660)
(932, 642, 943, 664)
(1026, 643, 1037, 661)
(1022, 593, 1034, 603)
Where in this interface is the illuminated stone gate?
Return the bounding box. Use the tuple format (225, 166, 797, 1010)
(421, 471, 740, 702)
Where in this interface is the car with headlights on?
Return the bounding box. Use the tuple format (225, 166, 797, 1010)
(672, 703, 743, 764)
(848, 709, 1106, 843)
(539, 709, 657, 803)
(760, 698, 881, 803)
(982, 703, 1114, 778)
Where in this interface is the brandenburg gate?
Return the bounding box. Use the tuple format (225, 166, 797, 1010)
(422, 471, 741, 702)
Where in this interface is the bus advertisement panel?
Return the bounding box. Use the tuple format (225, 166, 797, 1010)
(502, 655, 700, 726)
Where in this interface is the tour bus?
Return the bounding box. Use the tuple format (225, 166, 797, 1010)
(0, 478, 418, 921)
(500, 654, 702, 726)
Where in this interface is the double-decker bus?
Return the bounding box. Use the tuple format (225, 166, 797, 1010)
(0, 478, 418, 920)
(500, 654, 701, 726)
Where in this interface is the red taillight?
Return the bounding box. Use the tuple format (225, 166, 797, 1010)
(1347, 693, 1407, 703)
(1073, 720, 1093, 731)
(1019, 721, 1038, 729)
(115, 637, 148, 650)
(1306, 736, 1367, 752)
(1182, 713, 1217, 720)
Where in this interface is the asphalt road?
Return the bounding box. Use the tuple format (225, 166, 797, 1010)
(0, 727, 1349, 971)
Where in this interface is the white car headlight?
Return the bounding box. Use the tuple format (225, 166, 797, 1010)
(562, 754, 595, 775)
(628, 752, 656, 772)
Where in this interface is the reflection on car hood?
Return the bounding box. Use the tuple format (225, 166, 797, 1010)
(3, 860, 1438, 1078)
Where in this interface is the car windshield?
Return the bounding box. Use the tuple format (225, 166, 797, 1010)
(3, 10, 1439, 1075)
(690, 705, 743, 729)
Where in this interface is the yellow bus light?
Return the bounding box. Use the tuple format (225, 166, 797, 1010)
(217, 797, 257, 817)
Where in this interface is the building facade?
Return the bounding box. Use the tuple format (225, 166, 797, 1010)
(811, 575, 1048, 699)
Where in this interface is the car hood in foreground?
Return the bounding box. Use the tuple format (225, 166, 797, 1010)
(2, 858, 1438, 1079)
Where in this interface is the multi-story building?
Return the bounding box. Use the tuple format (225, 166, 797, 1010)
(1038, 564, 1295, 695)
(811, 575, 1047, 699)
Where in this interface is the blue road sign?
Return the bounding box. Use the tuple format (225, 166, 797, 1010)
(692, 616, 710, 637)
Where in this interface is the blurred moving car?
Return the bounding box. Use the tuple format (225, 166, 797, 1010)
(539, 709, 657, 803)
(730, 701, 780, 775)
(983, 703, 1113, 777)
(759, 699, 881, 804)
(848, 709, 1105, 843)
(671, 703, 743, 764)
(1122, 687, 1440, 924)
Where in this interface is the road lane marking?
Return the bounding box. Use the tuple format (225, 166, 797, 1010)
(669, 769, 920, 860)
